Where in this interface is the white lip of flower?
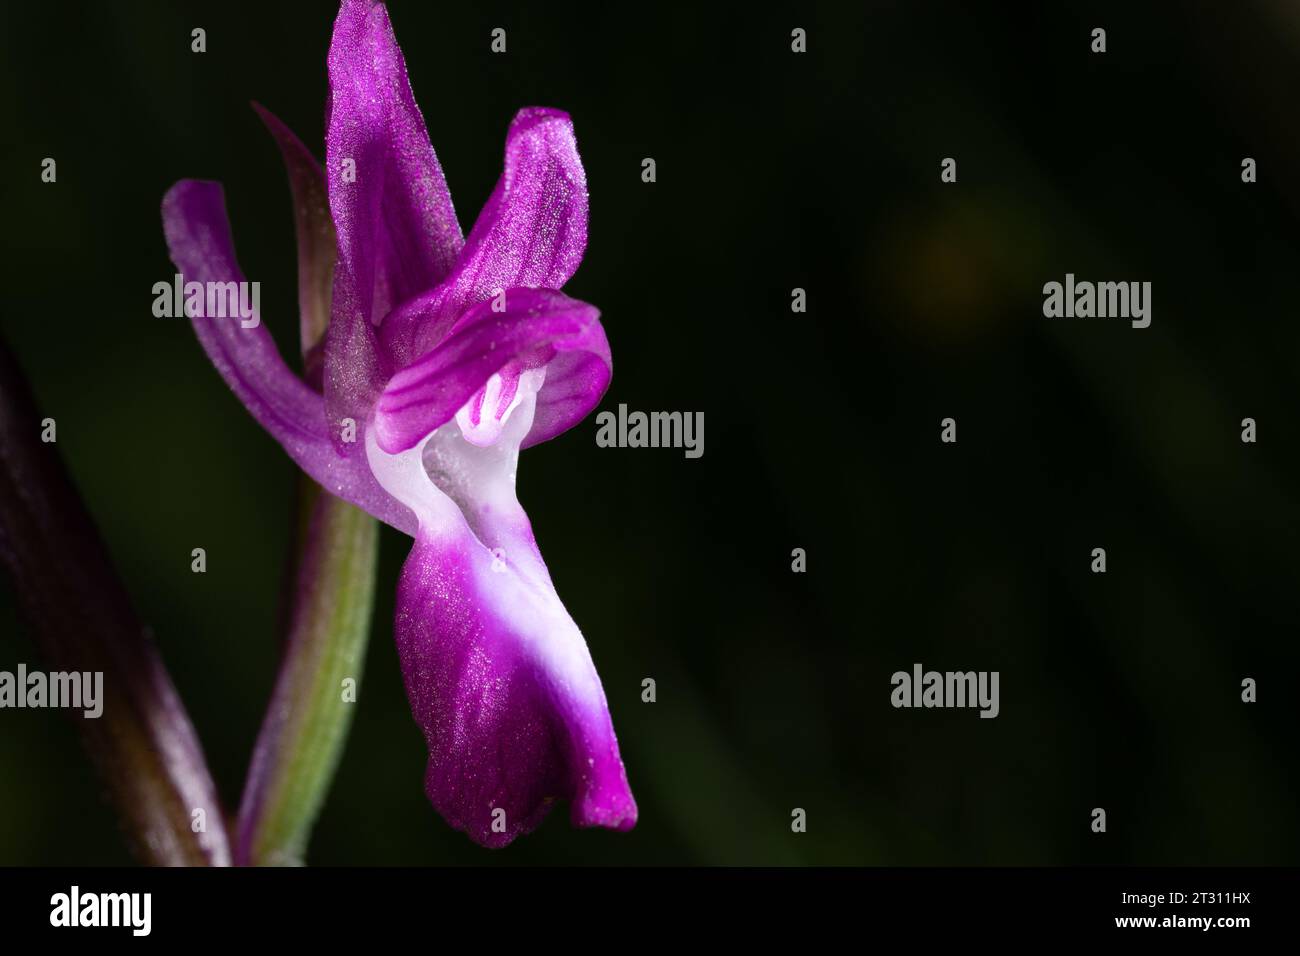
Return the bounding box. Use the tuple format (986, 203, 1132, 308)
(455, 369, 532, 448)
(366, 366, 550, 572)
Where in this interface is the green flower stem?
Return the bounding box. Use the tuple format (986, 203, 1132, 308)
(236, 479, 377, 865)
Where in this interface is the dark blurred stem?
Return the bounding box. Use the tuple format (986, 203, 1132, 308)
(0, 339, 231, 865)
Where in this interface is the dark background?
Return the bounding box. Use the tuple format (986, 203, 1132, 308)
(1, 0, 1298, 865)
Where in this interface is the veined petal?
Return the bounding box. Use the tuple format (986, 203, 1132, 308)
(161, 179, 415, 536)
(326, 0, 462, 309)
(373, 288, 611, 455)
(325, 0, 464, 442)
(382, 108, 589, 367)
(365, 376, 636, 847)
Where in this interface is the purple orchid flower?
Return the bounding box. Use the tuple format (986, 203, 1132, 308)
(161, 0, 635, 848)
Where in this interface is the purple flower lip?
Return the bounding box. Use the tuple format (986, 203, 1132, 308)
(162, 0, 634, 847)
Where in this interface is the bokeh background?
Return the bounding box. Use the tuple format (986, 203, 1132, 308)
(1, 0, 1298, 865)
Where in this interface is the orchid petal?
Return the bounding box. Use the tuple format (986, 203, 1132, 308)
(381, 108, 589, 367)
(324, 0, 464, 441)
(395, 526, 637, 846)
(373, 288, 610, 455)
(365, 377, 636, 847)
(161, 179, 415, 536)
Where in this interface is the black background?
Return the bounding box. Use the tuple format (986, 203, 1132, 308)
(0, 0, 1297, 865)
